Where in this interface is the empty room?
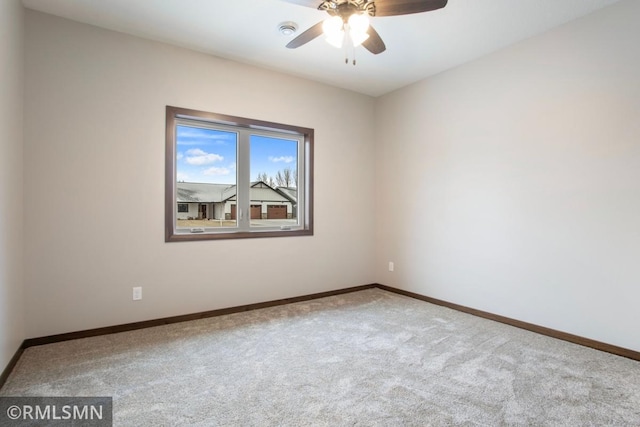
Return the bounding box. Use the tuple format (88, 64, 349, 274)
(1, 0, 639, 425)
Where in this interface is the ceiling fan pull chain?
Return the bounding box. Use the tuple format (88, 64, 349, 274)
(344, 31, 349, 64)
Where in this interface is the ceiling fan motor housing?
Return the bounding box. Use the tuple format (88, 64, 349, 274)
(320, 0, 376, 18)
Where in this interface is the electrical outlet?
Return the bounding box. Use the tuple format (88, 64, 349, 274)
(388, 261, 394, 272)
(132, 286, 142, 301)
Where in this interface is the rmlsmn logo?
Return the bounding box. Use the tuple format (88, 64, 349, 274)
(1, 396, 112, 426)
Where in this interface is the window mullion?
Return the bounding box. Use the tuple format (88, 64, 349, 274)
(237, 131, 251, 231)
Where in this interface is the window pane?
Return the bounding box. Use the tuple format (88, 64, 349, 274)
(250, 135, 298, 228)
(175, 125, 238, 230)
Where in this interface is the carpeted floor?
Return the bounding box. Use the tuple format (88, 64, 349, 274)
(2, 288, 639, 426)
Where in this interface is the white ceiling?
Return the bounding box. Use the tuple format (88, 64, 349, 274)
(21, 0, 621, 97)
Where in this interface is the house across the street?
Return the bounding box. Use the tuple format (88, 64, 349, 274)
(176, 181, 296, 220)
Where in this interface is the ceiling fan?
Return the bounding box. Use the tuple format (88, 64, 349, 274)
(282, 0, 448, 58)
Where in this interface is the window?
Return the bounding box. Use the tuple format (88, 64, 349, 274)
(166, 106, 313, 241)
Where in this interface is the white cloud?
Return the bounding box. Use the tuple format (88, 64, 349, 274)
(185, 148, 224, 165)
(269, 156, 294, 164)
(203, 167, 231, 176)
(176, 172, 189, 182)
(176, 129, 232, 145)
(176, 140, 206, 146)
(186, 148, 207, 156)
(177, 152, 184, 160)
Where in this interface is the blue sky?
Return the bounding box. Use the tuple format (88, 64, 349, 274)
(176, 125, 297, 185)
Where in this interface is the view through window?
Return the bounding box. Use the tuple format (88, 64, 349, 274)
(166, 106, 313, 241)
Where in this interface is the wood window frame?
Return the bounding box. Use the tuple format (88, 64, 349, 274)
(165, 106, 314, 242)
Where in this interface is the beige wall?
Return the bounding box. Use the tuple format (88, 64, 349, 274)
(0, 0, 25, 368)
(375, 0, 640, 351)
(23, 11, 376, 338)
(15, 0, 640, 354)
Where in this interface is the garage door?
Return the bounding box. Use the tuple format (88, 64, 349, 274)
(267, 205, 287, 219)
(231, 205, 263, 219)
(250, 205, 262, 219)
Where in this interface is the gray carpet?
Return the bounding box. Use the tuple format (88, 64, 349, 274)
(2, 289, 639, 426)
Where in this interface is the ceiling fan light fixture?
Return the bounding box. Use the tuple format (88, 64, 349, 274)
(347, 13, 370, 47)
(322, 15, 345, 48)
(322, 16, 343, 37)
(348, 13, 369, 34)
(325, 30, 345, 48)
(350, 29, 369, 47)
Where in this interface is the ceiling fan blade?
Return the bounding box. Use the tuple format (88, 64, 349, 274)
(374, 0, 448, 17)
(286, 21, 324, 49)
(279, 0, 322, 8)
(362, 25, 386, 54)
